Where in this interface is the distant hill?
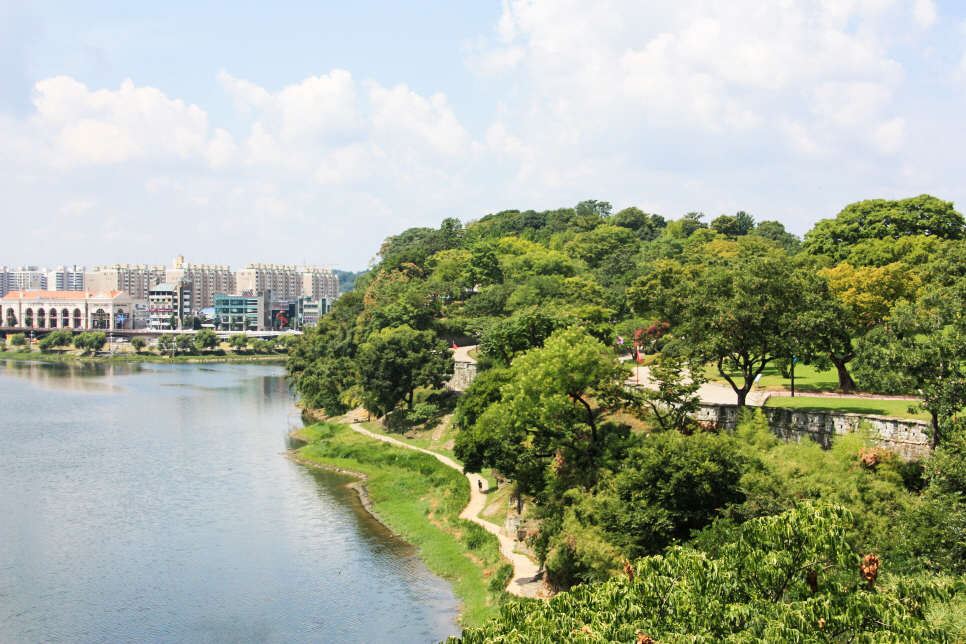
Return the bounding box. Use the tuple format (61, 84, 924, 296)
(333, 269, 369, 295)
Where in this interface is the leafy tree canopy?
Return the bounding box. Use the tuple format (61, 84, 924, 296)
(804, 195, 964, 263)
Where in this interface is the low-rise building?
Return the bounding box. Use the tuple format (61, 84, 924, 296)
(2, 290, 148, 330)
(298, 298, 328, 328)
(148, 280, 192, 330)
(213, 291, 271, 331)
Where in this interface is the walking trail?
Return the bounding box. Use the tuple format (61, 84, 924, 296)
(343, 411, 544, 598)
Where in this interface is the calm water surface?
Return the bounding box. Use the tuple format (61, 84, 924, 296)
(0, 360, 460, 644)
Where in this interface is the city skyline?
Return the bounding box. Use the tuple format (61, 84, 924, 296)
(2, 1, 965, 271)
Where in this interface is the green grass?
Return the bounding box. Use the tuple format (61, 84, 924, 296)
(706, 362, 842, 393)
(358, 419, 462, 464)
(297, 421, 509, 627)
(765, 396, 930, 421)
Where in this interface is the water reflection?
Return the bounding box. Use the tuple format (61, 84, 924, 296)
(0, 362, 460, 644)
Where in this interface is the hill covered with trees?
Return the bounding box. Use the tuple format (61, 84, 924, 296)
(288, 195, 966, 642)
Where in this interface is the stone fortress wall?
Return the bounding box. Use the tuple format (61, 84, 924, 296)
(694, 403, 932, 459)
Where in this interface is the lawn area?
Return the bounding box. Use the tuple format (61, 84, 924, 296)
(765, 396, 930, 421)
(705, 362, 844, 393)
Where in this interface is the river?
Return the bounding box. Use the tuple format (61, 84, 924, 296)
(0, 360, 460, 644)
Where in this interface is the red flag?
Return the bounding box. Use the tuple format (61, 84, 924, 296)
(636, 350, 644, 363)
(452, 342, 458, 350)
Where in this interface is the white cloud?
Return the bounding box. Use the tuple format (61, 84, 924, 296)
(913, 0, 937, 27)
(30, 77, 212, 168)
(871, 116, 906, 153)
(58, 197, 96, 215)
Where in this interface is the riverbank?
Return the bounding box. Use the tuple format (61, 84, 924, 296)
(289, 420, 516, 628)
(0, 350, 286, 364)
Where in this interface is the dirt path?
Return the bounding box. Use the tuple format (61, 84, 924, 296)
(344, 417, 543, 598)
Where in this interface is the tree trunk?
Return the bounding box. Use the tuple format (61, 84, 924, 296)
(736, 386, 749, 407)
(931, 410, 940, 450)
(829, 353, 857, 393)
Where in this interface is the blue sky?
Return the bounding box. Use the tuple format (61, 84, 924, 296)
(2, 0, 965, 271)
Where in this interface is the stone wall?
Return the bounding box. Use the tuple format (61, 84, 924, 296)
(693, 403, 932, 460)
(447, 361, 478, 392)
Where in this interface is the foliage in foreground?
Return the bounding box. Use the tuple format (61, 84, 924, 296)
(449, 503, 960, 644)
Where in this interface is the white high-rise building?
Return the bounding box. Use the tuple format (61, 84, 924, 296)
(9, 266, 47, 291)
(165, 255, 235, 311)
(45, 265, 86, 291)
(85, 264, 165, 300)
(0, 267, 10, 297)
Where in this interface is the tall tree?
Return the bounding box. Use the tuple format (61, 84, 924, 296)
(853, 288, 966, 449)
(629, 256, 819, 406)
(803, 194, 964, 262)
(355, 324, 454, 416)
(455, 326, 633, 493)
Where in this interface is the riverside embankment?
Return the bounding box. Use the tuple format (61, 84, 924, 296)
(289, 416, 529, 628)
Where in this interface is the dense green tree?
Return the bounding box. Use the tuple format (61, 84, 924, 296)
(477, 307, 579, 367)
(287, 293, 363, 416)
(451, 504, 956, 644)
(854, 289, 966, 448)
(457, 326, 633, 493)
(630, 256, 818, 405)
(174, 334, 193, 354)
(157, 334, 175, 356)
(606, 430, 746, 558)
(193, 329, 218, 352)
(74, 332, 107, 355)
(9, 333, 26, 347)
(355, 324, 454, 416)
(665, 212, 708, 239)
(751, 219, 802, 253)
(228, 333, 249, 351)
(564, 225, 639, 269)
(131, 337, 147, 354)
(804, 195, 964, 262)
(38, 329, 72, 353)
(610, 207, 666, 241)
(710, 214, 742, 238)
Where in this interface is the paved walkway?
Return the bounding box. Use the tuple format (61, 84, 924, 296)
(626, 364, 769, 406)
(453, 344, 477, 363)
(343, 413, 543, 598)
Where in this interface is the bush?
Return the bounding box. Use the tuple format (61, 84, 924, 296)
(10, 333, 26, 347)
(406, 401, 439, 424)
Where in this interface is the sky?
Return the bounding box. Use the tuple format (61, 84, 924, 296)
(2, 0, 965, 272)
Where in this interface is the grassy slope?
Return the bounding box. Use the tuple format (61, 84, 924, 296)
(296, 422, 511, 628)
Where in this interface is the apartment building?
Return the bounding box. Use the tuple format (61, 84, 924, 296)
(85, 264, 165, 300)
(235, 264, 301, 301)
(301, 268, 339, 302)
(7, 266, 47, 292)
(165, 256, 235, 311)
(45, 265, 86, 291)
